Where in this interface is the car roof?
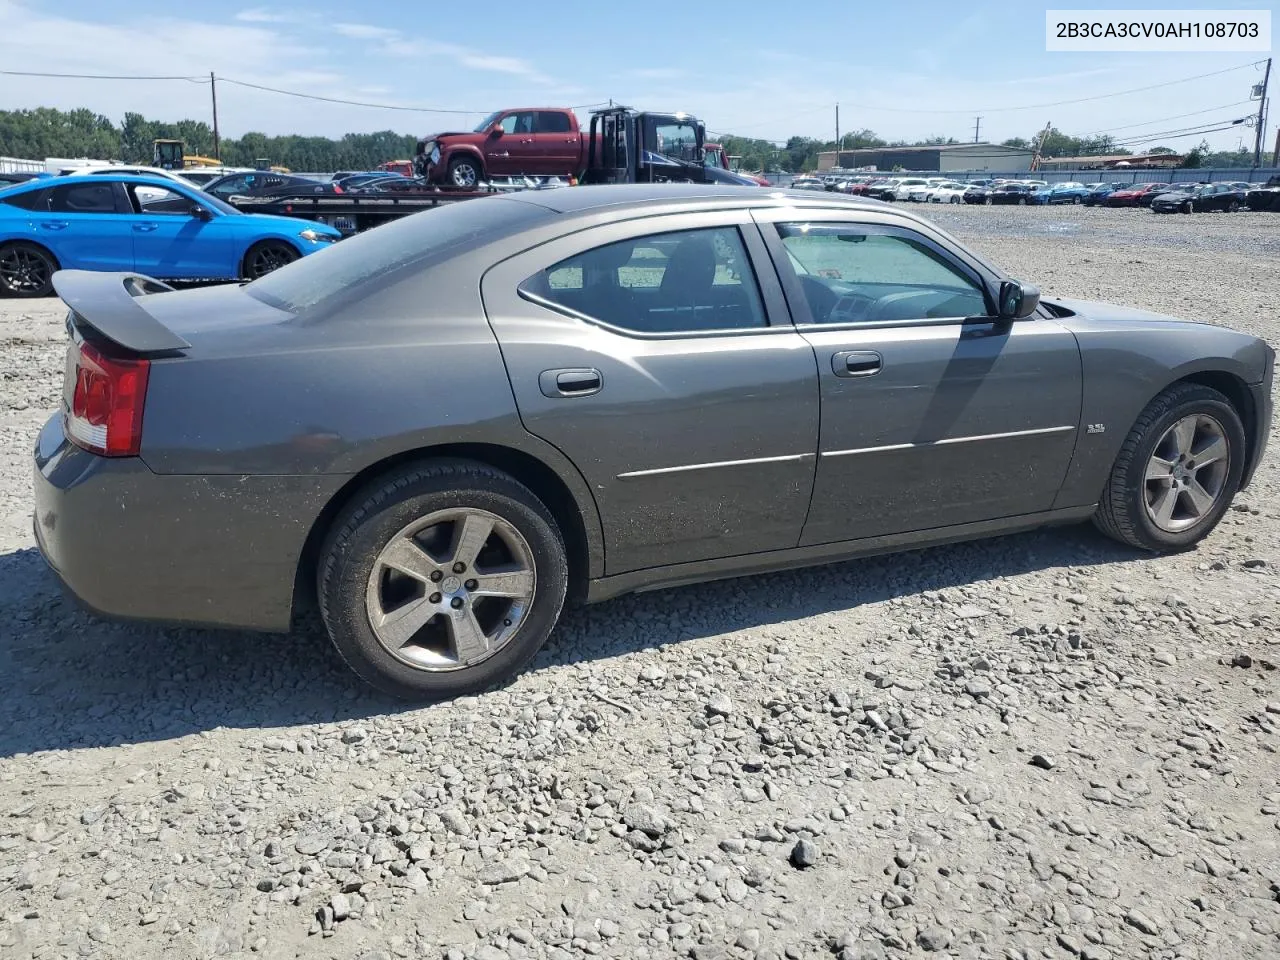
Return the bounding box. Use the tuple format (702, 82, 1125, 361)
(500, 183, 946, 228)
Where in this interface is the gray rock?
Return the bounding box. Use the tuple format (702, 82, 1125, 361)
(440, 809, 471, 836)
(954, 604, 988, 619)
(479, 859, 529, 885)
(707, 692, 733, 717)
(1124, 909, 1160, 935)
(640, 665, 666, 682)
(916, 927, 952, 952)
(330, 893, 352, 921)
(1030, 754, 1056, 770)
(294, 833, 330, 856)
(790, 838, 819, 868)
(737, 929, 762, 950)
(623, 804, 669, 838)
(964, 678, 993, 699)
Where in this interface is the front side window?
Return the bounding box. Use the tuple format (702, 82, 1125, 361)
(499, 112, 535, 134)
(48, 183, 118, 214)
(777, 224, 988, 325)
(128, 184, 193, 215)
(520, 227, 767, 335)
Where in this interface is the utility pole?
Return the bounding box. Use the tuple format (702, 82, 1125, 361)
(1253, 57, 1271, 168)
(1272, 127, 1279, 167)
(210, 72, 221, 162)
(835, 103, 840, 153)
(973, 116, 982, 143)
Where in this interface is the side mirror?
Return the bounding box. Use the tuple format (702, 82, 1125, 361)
(189, 203, 212, 220)
(998, 279, 1040, 320)
(489, 124, 503, 137)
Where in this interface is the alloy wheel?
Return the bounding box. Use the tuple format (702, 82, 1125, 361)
(0, 246, 52, 295)
(247, 243, 297, 279)
(365, 508, 536, 671)
(451, 162, 479, 188)
(1143, 414, 1230, 533)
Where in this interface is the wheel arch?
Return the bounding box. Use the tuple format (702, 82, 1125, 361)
(292, 442, 598, 624)
(0, 237, 61, 265)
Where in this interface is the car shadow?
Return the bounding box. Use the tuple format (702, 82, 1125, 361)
(0, 525, 1140, 758)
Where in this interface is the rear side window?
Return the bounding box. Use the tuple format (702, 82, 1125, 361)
(1, 188, 46, 211)
(246, 196, 549, 315)
(519, 226, 767, 335)
(536, 111, 573, 134)
(48, 183, 119, 213)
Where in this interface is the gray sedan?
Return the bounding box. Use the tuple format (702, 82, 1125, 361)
(33, 185, 1274, 699)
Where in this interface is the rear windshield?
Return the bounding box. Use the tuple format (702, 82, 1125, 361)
(245, 196, 548, 314)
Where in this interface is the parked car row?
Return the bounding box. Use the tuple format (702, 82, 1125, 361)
(797, 172, 1274, 213)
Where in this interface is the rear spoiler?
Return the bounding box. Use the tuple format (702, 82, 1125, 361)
(52, 270, 191, 354)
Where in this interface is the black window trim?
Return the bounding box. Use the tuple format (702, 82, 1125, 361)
(516, 224, 787, 342)
(753, 213, 1009, 332)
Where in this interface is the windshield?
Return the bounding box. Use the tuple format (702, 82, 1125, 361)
(473, 111, 502, 133)
(648, 119, 701, 164)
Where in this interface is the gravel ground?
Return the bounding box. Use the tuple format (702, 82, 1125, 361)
(1, 205, 1278, 960)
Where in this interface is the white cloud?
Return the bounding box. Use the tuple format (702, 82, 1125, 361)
(233, 7, 308, 23)
(332, 23, 399, 41)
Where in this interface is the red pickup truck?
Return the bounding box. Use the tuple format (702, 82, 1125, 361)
(415, 107, 589, 187)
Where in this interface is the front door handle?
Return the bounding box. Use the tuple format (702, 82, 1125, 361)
(833, 350, 882, 378)
(539, 368, 603, 398)
(132, 223, 159, 232)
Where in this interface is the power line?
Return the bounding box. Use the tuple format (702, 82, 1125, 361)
(0, 69, 206, 81)
(218, 77, 610, 115)
(1080, 101, 1254, 136)
(1109, 118, 1251, 147)
(830, 60, 1266, 115)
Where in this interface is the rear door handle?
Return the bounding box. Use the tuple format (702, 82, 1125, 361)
(832, 350, 882, 378)
(539, 368, 603, 398)
(38, 221, 69, 230)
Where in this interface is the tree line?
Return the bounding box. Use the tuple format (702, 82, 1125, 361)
(0, 107, 1257, 174)
(0, 107, 418, 172)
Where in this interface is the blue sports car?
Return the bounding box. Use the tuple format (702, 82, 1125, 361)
(0, 174, 340, 298)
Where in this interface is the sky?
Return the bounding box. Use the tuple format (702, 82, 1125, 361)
(0, 0, 1272, 155)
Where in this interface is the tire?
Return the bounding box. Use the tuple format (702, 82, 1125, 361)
(1018, 196, 1027, 205)
(1185, 200, 1194, 214)
(1227, 200, 1240, 212)
(951, 196, 960, 204)
(241, 241, 299, 280)
(1093, 383, 1245, 553)
(318, 459, 568, 700)
(447, 155, 483, 188)
(0, 241, 58, 298)
(984, 196, 992, 205)
(1072, 196, 1081, 204)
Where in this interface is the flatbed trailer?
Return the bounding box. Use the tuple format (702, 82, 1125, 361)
(227, 187, 508, 235)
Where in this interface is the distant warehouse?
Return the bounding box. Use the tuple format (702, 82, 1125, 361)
(817, 143, 1035, 173)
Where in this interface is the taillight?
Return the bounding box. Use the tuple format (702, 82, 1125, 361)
(333, 183, 343, 194)
(66, 341, 149, 457)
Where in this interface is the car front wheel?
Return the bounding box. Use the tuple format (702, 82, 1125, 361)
(242, 241, 299, 280)
(318, 460, 568, 700)
(1093, 383, 1245, 552)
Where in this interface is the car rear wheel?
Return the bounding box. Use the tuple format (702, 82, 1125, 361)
(448, 156, 482, 188)
(242, 241, 299, 280)
(1072, 196, 1081, 204)
(1227, 200, 1240, 212)
(1018, 196, 1027, 205)
(0, 242, 58, 298)
(1093, 383, 1245, 552)
(318, 460, 568, 700)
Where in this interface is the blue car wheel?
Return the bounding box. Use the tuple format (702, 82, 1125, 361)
(0, 241, 58, 298)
